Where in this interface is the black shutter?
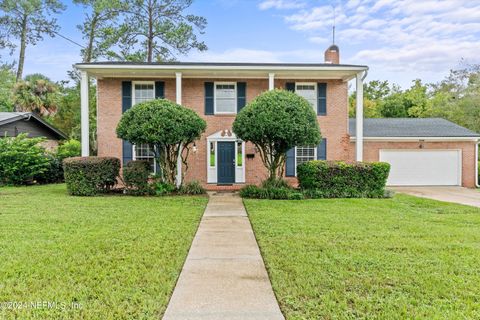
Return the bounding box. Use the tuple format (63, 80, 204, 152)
(317, 138, 327, 160)
(205, 82, 214, 115)
(285, 82, 295, 92)
(317, 83, 327, 115)
(237, 82, 246, 112)
(122, 81, 133, 166)
(285, 148, 295, 177)
(155, 81, 165, 99)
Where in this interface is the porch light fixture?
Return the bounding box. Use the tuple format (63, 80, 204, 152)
(193, 143, 198, 153)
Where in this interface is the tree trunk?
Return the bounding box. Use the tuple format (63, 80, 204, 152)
(146, 0, 153, 62)
(16, 16, 28, 83)
(84, 14, 98, 63)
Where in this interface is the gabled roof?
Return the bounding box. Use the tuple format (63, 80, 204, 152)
(0, 112, 67, 139)
(349, 118, 480, 138)
(75, 61, 368, 81)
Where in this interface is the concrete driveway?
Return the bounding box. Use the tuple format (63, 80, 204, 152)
(391, 186, 480, 208)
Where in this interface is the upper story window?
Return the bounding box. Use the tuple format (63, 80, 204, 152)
(133, 82, 155, 105)
(215, 83, 236, 114)
(295, 83, 317, 111)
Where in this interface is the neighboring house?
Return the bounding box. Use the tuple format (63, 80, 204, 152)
(75, 44, 480, 188)
(0, 112, 67, 150)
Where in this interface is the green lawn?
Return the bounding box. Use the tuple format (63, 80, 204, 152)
(245, 195, 480, 319)
(0, 184, 207, 319)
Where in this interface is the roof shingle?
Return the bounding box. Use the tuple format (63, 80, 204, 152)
(349, 118, 480, 138)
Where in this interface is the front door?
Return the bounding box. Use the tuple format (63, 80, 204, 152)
(217, 142, 235, 184)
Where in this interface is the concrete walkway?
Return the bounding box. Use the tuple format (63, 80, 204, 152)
(391, 186, 480, 208)
(162, 192, 284, 320)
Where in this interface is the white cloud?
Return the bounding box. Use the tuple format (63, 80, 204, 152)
(258, 0, 305, 10)
(264, 0, 480, 84)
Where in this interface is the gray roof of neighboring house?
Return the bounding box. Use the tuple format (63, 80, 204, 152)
(0, 112, 67, 139)
(349, 118, 480, 138)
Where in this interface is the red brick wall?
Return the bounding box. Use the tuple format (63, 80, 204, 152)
(97, 77, 478, 189)
(97, 77, 350, 189)
(348, 141, 478, 188)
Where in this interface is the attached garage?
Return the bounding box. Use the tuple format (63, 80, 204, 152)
(349, 118, 480, 188)
(379, 150, 461, 186)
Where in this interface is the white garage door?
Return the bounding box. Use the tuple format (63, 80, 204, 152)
(379, 150, 461, 186)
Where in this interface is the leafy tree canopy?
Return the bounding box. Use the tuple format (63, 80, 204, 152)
(116, 99, 206, 184)
(233, 89, 321, 181)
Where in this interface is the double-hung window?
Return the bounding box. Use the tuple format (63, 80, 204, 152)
(133, 82, 155, 105)
(214, 83, 236, 114)
(295, 83, 317, 112)
(295, 146, 316, 175)
(132, 81, 157, 173)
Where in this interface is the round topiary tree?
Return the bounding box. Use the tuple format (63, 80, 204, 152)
(233, 89, 321, 181)
(116, 99, 206, 185)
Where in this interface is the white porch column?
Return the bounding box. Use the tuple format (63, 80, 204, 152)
(355, 72, 364, 161)
(175, 72, 182, 187)
(80, 70, 89, 156)
(175, 72, 182, 104)
(268, 73, 275, 90)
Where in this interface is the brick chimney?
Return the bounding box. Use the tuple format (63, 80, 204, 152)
(324, 44, 339, 64)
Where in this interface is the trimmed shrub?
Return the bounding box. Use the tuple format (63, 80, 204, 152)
(261, 178, 291, 189)
(297, 160, 390, 198)
(57, 139, 81, 160)
(63, 157, 120, 196)
(154, 181, 176, 196)
(178, 180, 206, 195)
(123, 160, 153, 195)
(240, 184, 304, 200)
(233, 89, 321, 180)
(35, 153, 64, 184)
(0, 134, 50, 185)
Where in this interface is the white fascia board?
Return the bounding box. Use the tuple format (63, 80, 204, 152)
(350, 136, 480, 142)
(75, 64, 368, 72)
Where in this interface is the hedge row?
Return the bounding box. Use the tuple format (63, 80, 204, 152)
(63, 157, 120, 196)
(297, 160, 390, 198)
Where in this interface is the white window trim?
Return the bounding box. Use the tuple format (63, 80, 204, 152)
(294, 146, 317, 176)
(131, 81, 157, 174)
(209, 141, 217, 168)
(214, 81, 237, 115)
(132, 80, 155, 106)
(132, 144, 157, 174)
(295, 82, 317, 111)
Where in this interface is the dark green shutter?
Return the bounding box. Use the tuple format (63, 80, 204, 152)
(317, 138, 327, 160)
(122, 81, 133, 166)
(155, 81, 165, 99)
(237, 82, 246, 112)
(205, 82, 214, 115)
(285, 82, 295, 92)
(317, 83, 327, 115)
(285, 148, 295, 177)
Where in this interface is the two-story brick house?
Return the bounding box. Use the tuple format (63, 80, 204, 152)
(76, 45, 480, 188)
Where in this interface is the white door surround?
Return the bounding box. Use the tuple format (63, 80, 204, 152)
(379, 149, 462, 186)
(207, 130, 245, 184)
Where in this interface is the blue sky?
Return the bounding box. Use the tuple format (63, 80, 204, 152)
(3, 0, 480, 88)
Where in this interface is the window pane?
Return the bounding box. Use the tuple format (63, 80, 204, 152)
(296, 146, 315, 166)
(134, 143, 156, 173)
(210, 142, 215, 167)
(296, 84, 317, 109)
(215, 83, 236, 113)
(237, 142, 242, 167)
(134, 83, 154, 105)
(216, 98, 236, 113)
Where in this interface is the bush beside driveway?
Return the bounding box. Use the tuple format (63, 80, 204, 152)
(0, 184, 207, 319)
(245, 195, 480, 319)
